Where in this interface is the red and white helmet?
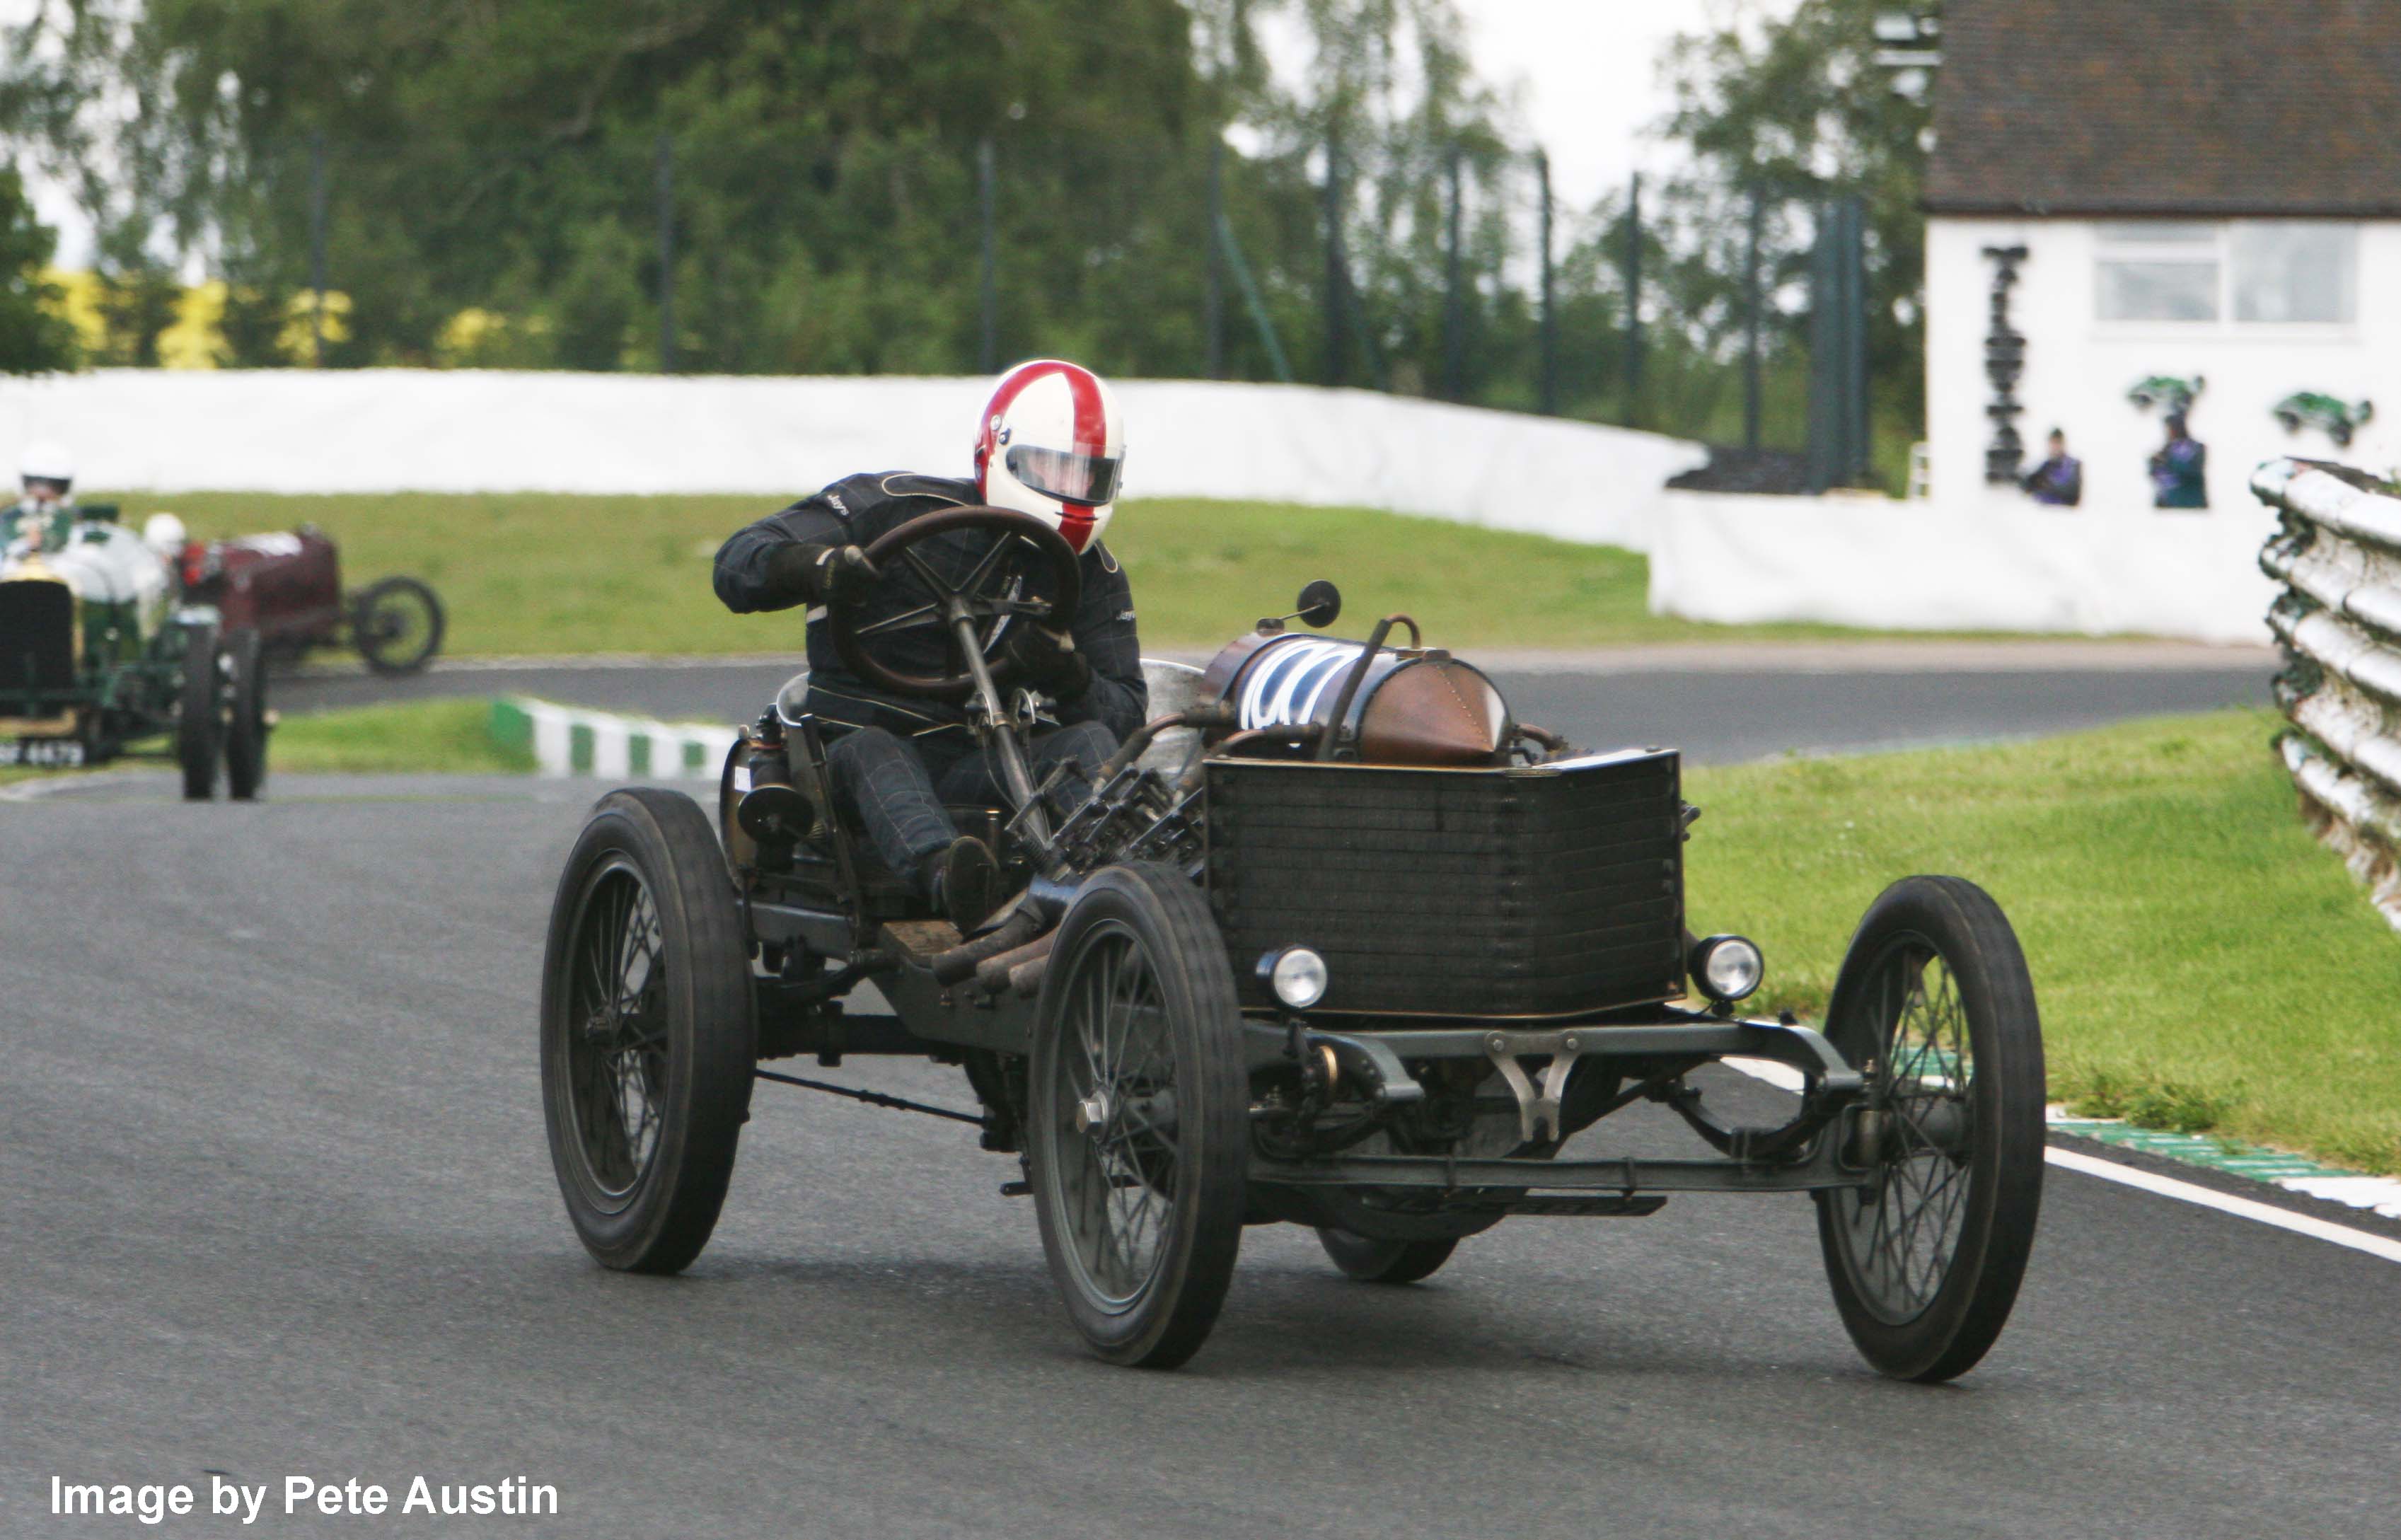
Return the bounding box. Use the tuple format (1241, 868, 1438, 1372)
(972, 359, 1125, 553)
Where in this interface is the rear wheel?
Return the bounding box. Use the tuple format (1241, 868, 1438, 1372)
(1815, 876, 2045, 1382)
(540, 788, 756, 1273)
(222, 627, 268, 801)
(1029, 863, 1249, 1368)
(177, 621, 221, 801)
(1316, 1229, 1457, 1284)
(352, 575, 446, 675)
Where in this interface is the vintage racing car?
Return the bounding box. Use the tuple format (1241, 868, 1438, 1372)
(0, 504, 269, 797)
(539, 506, 2046, 1379)
(180, 526, 446, 675)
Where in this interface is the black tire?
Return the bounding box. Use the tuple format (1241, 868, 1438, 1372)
(2332, 422, 2355, 448)
(540, 788, 757, 1274)
(352, 575, 446, 676)
(1316, 1228, 1457, 1284)
(177, 621, 221, 801)
(223, 628, 268, 801)
(1027, 862, 1249, 1368)
(1815, 876, 2045, 1383)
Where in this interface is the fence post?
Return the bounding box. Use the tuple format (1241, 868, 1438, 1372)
(1807, 196, 1869, 491)
(308, 131, 328, 369)
(1744, 185, 1764, 453)
(1215, 213, 1293, 384)
(1623, 171, 1643, 426)
(1536, 148, 1556, 417)
(977, 137, 998, 374)
(1205, 137, 1225, 381)
(1321, 129, 1348, 388)
(1441, 145, 1464, 401)
(655, 133, 676, 374)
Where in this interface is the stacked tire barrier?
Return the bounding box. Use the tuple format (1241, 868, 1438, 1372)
(2255, 458, 2401, 928)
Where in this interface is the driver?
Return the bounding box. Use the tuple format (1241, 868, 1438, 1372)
(1, 440, 78, 552)
(714, 359, 1146, 928)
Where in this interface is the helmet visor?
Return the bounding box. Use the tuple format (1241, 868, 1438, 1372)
(1005, 443, 1121, 506)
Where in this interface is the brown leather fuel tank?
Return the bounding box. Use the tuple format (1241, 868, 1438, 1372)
(1198, 630, 1511, 766)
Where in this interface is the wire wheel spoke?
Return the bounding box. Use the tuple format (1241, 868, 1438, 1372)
(562, 864, 671, 1203)
(1837, 944, 1979, 1323)
(1051, 928, 1181, 1309)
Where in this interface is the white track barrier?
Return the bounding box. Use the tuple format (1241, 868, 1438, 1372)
(0, 369, 1704, 550)
(1649, 487, 2282, 644)
(2256, 458, 2401, 928)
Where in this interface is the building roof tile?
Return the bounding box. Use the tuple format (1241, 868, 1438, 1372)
(1926, 0, 2401, 217)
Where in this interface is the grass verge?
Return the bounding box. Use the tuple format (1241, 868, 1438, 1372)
(1683, 708, 2401, 1175)
(4, 699, 531, 785)
(272, 698, 536, 775)
(128, 490, 1882, 655)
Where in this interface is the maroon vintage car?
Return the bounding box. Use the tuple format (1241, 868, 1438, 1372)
(181, 526, 445, 675)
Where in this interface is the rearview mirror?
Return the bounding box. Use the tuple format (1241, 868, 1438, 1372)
(1296, 579, 1341, 629)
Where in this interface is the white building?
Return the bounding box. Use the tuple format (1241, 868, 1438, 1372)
(1923, 0, 2401, 512)
(1650, 0, 2401, 642)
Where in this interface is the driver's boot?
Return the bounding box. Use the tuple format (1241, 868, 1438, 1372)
(921, 835, 1000, 932)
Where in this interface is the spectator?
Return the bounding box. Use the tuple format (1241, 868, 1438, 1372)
(2020, 428, 2083, 506)
(2149, 412, 2209, 509)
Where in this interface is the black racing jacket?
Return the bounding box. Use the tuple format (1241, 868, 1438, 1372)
(712, 470, 1146, 744)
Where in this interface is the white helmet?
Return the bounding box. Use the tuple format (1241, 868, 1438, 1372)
(143, 511, 188, 561)
(971, 359, 1125, 553)
(19, 439, 73, 490)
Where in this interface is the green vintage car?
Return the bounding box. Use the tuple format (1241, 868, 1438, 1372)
(0, 504, 269, 797)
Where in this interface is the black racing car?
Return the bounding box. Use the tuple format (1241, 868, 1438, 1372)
(538, 506, 2047, 1379)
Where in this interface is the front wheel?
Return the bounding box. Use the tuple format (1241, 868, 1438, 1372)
(1815, 876, 2045, 1382)
(177, 621, 221, 801)
(352, 575, 446, 675)
(1028, 862, 1249, 1368)
(222, 627, 269, 801)
(540, 788, 757, 1273)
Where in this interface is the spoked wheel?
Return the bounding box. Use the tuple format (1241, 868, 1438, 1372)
(1316, 1229, 1458, 1285)
(1815, 876, 2045, 1382)
(1028, 863, 1248, 1368)
(222, 627, 268, 801)
(352, 575, 446, 675)
(540, 789, 756, 1273)
(176, 620, 221, 801)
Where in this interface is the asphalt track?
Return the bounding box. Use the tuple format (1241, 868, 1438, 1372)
(6, 767, 2397, 1539)
(274, 642, 2278, 765)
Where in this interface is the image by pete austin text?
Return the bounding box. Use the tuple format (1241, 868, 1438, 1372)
(48, 1475, 561, 1524)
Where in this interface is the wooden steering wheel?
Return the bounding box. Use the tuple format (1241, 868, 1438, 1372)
(825, 505, 1084, 704)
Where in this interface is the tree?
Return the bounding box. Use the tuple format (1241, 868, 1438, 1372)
(0, 0, 1647, 424)
(1656, 0, 1933, 435)
(0, 166, 77, 372)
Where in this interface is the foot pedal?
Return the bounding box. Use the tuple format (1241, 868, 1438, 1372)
(998, 1179, 1031, 1198)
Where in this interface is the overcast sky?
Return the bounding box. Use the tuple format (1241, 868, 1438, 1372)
(1452, 0, 1791, 204)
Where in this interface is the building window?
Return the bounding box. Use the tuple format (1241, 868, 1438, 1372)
(2096, 221, 2356, 325)
(2231, 224, 2354, 323)
(2096, 224, 2218, 322)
